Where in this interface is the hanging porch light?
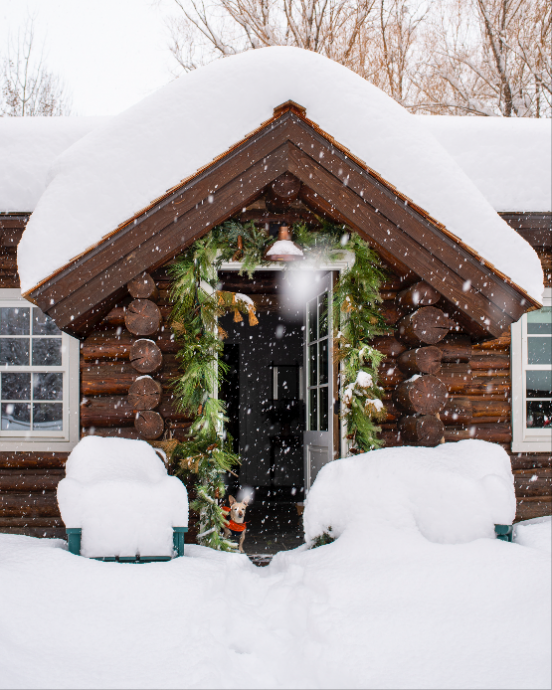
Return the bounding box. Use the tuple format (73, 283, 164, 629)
(264, 225, 304, 262)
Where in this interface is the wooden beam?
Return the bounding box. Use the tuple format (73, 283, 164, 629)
(26, 112, 535, 341)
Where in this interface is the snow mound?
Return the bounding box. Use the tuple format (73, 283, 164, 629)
(19, 47, 543, 301)
(57, 436, 188, 558)
(0, 117, 104, 212)
(515, 516, 552, 553)
(418, 116, 552, 213)
(304, 439, 516, 545)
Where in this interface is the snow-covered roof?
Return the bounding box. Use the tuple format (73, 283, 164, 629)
(418, 115, 551, 213)
(0, 116, 105, 213)
(16, 48, 545, 300)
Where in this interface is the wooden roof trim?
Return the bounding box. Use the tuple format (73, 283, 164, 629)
(23, 104, 540, 310)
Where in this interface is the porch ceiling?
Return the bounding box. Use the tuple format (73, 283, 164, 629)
(26, 108, 537, 340)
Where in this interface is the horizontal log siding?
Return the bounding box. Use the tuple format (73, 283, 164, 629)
(1, 217, 550, 537)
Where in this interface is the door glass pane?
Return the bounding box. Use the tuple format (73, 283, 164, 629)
(1, 402, 31, 430)
(1, 373, 31, 400)
(0, 338, 30, 366)
(527, 307, 552, 334)
(0, 307, 30, 335)
(309, 344, 318, 387)
(319, 386, 329, 432)
(32, 338, 62, 366)
(32, 308, 62, 336)
(318, 292, 329, 338)
(308, 299, 317, 343)
(309, 388, 317, 431)
(528, 337, 552, 365)
(526, 400, 552, 429)
(33, 403, 63, 431)
(319, 340, 328, 385)
(33, 373, 63, 400)
(526, 370, 552, 398)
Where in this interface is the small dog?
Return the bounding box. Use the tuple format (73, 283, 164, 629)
(222, 495, 249, 553)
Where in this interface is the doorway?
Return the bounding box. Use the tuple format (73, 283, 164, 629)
(218, 267, 339, 556)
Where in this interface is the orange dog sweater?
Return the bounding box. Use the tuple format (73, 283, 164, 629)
(222, 506, 247, 533)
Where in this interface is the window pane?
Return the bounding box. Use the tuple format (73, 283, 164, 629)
(307, 299, 317, 343)
(33, 403, 63, 431)
(526, 400, 552, 429)
(528, 337, 552, 365)
(1, 402, 31, 430)
(319, 386, 329, 432)
(319, 339, 329, 385)
(527, 307, 552, 334)
(32, 338, 62, 366)
(318, 292, 329, 338)
(526, 370, 552, 398)
(0, 307, 30, 335)
(33, 373, 63, 401)
(0, 338, 30, 366)
(32, 308, 62, 336)
(1, 373, 31, 400)
(309, 388, 318, 431)
(308, 344, 318, 387)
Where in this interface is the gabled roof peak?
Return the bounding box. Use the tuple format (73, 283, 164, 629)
(18, 46, 543, 302)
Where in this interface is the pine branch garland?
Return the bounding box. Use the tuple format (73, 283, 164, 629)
(169, 218, 387, 550)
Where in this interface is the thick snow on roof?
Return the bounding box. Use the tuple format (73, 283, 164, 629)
(418, 115, 552, 213)
(18, 47, 544, 300)
(0, 116, 104, 213)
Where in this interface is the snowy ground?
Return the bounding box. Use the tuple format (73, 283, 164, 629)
(1, 441, 550, 689)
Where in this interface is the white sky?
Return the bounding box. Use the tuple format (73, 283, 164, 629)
(0, 0, 181, 116)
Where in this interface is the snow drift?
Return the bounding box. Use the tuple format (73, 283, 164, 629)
(18, 47, 543, 301)
(419, 116, 552, 213)
(304, 439, 516, 546)
(57, 436, 188, 558)
(0, 117, 104, 213)
(0, 439, 550, 689)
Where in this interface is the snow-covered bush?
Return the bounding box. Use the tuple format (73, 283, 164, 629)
(304, 439, 516, 546)
(57, 436, 188, 558)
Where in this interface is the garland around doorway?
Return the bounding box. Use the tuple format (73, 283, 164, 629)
(169, 220, 387, 551)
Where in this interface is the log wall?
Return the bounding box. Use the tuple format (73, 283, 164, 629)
(1, 213, 550, 538)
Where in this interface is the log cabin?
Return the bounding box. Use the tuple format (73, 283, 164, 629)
(0, 47, 550, 541)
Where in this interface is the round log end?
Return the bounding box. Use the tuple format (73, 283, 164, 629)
(396, 306, 453, 347)
(127, 273, 158, 301)
(397, 281, 442, 310)
(129, 339, 163, 373)
(135, 410, 164, 440)
(393, 374, 448, 415)
(399, 415, 445, 446)
(397, 346, 442, 376)
(128, 377, 163, 411)
(124, 299, 162, 337)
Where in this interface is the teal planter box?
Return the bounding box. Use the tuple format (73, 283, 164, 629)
(66, 528, 82, 556)
(65, 527, 188, 561)
(494, 524, 513, 542)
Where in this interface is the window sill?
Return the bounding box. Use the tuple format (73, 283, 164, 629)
(511, 435, 552, 454)
(0, 438, 79, 453)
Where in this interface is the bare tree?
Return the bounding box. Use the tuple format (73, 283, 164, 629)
(1, 17, 71, 117)
(165, 0, 550, 117)
(353, 0, 428, 106)
(166, 0, 379, 72)
(415, 0, 551, 116)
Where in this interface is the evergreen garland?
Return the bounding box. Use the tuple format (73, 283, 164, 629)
(169, 219, 387, 550)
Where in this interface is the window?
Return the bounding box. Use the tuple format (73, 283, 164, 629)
(306, 289, 330, 432)
(0, 289, 79, 451)
(511, 288, 552, 452)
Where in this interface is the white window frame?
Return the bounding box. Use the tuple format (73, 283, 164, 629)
(0, 288, 80, 452)
(511, 287, 552, 453)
